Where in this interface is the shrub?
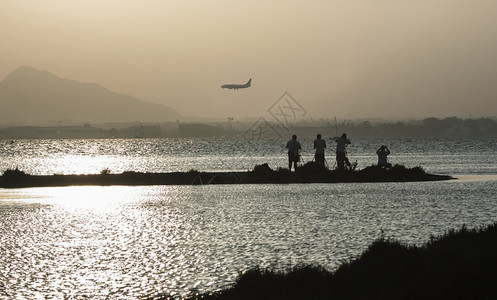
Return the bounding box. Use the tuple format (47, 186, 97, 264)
(2, 167, 29, 177)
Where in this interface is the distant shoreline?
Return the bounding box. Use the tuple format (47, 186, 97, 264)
(0, 163, 453, 188)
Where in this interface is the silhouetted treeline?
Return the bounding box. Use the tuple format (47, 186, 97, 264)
(1, 117, 497, 139)
(325, 117, 497, 137)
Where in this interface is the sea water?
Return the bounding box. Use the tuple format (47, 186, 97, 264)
(0, 137, 496, 298)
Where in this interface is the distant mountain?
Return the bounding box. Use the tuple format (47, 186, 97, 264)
(0, 66, 182, 124)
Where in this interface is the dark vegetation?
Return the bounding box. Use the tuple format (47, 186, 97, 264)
(315, 116, 497, 137)
(155, 223, 497, 300)
(0, 163, 452, 188)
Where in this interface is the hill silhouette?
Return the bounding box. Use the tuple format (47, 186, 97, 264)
(0, 66, 181, 124)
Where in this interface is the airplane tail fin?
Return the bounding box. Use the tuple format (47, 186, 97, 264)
(246, 79, 252, 86)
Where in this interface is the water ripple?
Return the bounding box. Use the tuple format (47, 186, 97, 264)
(0, 178, 496, 297)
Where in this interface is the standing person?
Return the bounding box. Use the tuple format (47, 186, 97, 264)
(313, 134, 326, 166)
(336, 133, 351, 169)
(376, 145, 391, 168)
(286, 134, 301, 171)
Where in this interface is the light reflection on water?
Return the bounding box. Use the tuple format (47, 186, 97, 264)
(1, 186, 199, 298)
(1, 137, 497, 175)
(1, 178, 497, 298)
(1, 137, 496, 297)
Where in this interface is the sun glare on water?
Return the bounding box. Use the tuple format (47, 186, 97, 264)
(3, 186, 144, 213)
(0, 185, 197, 298)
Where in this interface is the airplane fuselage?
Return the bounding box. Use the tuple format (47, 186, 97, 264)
(221, 78, 252, 90)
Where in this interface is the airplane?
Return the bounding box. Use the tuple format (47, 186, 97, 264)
(221, 78, 252, 90)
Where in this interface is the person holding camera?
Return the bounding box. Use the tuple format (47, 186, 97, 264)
(314, 134, 326, 166)
(286, 134, 301, 171)
(376, 145, 391, 168)
(335, 133, 351, 169)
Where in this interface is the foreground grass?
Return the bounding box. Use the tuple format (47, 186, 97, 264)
(158, 223, 497, 300)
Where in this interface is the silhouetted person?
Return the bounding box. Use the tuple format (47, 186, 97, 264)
(286, 134, 301, 171)
(376, 145, 391, 168)
(314, 134, 326, 166)
(336, 133, 351, 169)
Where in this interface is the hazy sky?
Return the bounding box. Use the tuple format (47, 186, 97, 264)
(2, 0, 497, 120)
